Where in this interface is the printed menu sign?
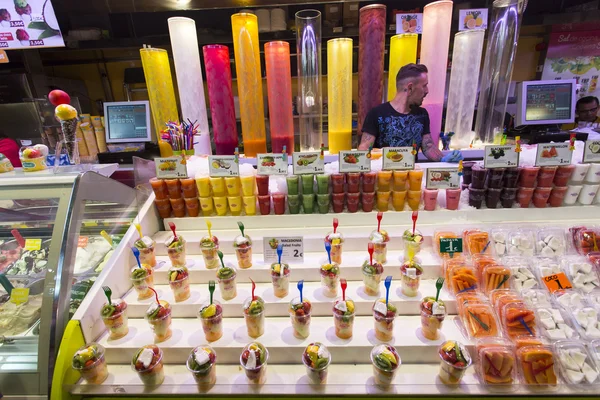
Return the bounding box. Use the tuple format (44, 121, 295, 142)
(395, 13, 422, 34)
(257, 153, 288, 175)
(426, 168, 460, 189)
(155, 156, 188, 179)
(263, 236, 304, 263)
(208, 155, 239, 177)
(339, 151, 371, 173)
(0, 0, 65, 49)
(483, 145, 519, 168)
(382, 147, 415, 170)
(534, 143, 573, 167)
(458, 8, 488, 31)
(292, 152, 324, 175)
(583, 140, 600, 163)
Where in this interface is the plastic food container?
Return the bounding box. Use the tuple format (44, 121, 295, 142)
(535, 306, 578, 341)
(568, 303, 600, 340)
(490, 228, 511, 256)
(460, 302, 500, 339)
(131, 344, 165, 386)
(501, 302, 537, 339)
(481, 264, 511, 294)
(463, 229, 491, 255)
(507, 229, 536, 257)
(448, 265, 478, 295)
(521, 289, 551, 308)
(438, 340, 472, 385)
(573, 228, 600, 256)
(507, 260, 539, 293)
(554, 341, 600, 385)
(456, 292, 489, 317)
(536, 228, 567, 257)
(476, 338, 517, 386)
(516, 345, 558, 387)
(553, 289, 586, 309)
(186, 345, 217, 388)
(72, 343, 109, 384)
(561, 256, 599, 294)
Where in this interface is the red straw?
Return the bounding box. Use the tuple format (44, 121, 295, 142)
(368, 242, 374, 265)
(377, 212, 383, 232)
(250, 278, 256, 301)
(333, 218, 338, 234)
(412, 211, 418, 235)
(11, 229, 25, 248)
(149, 287, 160, 305)
(168, 222, 177, 241)
(341, 279, 347, 301)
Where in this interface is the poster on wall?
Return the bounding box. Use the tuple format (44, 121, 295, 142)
(0, 0, 64, 49)
(541, 28, 600, 99)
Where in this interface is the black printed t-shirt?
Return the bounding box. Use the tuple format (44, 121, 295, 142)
(361, 103, 431, 150)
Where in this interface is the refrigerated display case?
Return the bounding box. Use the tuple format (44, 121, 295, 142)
(53, 187, 600, 398)
(0, 166, 139, 398)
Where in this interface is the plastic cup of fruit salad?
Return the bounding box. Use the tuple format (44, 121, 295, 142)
(372, 299, 397, 342)
(101, 298, 129, 340)
(240, 342, 269, 384)
(243, 296, 265, 338)
(72, 343, 109, 384)
(289, 297, 312, 339)
(271, 262, 290, 298)
(370, 344, 401, 386)
(438, 340, 472, 385)
(186, 345, 217, 388)
(198, 301, 223, 342)
(131, 344, 165, 386)
(302, 342, 331, 384)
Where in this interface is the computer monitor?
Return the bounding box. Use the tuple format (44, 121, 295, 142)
(103, 101, 152, 143)
(515, 79, 576, 126)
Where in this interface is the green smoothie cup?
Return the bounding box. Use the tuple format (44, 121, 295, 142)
(317, 193, 330, 214)
(286, 176, 299, 195)
(288, 194, 301, 214)
(317, 174, 330, 194)
(301, 175, 315, 194)
(302, 193, 315, 214)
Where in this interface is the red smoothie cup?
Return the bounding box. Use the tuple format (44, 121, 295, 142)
(500, 188, 518, 208)
(154, 198, 172, 218)
(347, 192, 360, 213)
(468, 185, 485, 209)
(362, 172, 376, 192)
(537, 166, 557, 188)
(170, 198, 186, 217)
(258, 195, 271, 215)
(471, 165, 487, 190)
(553, 165, 575, 187)
(256, 175, 269, 196)
(346, 173, 361, 193)
(331, 174, 345, 194)
(332, 193, 345, 213)
(362, 192, 375, 212)
(517, 187, 534, 208)
(532, 186, 551, 208)
(150, 178, 169, 200)
(502, 168, 520, 188)
(548, 186, 568, 207)
(272, 193, 286, 215)
(518, 166, 539, 188)
(485, 168, 505, 189)
(461, 162, 476, 185)
(485, 188, 502, 209)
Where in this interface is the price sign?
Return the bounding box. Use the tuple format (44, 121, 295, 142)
(458, 8, 488, 31)
(483, 145, 519, 168)
(583, 140, 600, 163)
(535, 143, 572, 167)
(292, 152, 325, 175)
(382, 147, 415, 170)
(426, 168, 460, 189)
(208, 156, 239, 177)
(396, 13, 423, 34)
(263, 236, 304, 263)
(439, 238, 463, 255)
(10, 288, 29, 305)
(257, 154, 288, 175)
(542, 272, 573, 293)
(339, 151, 371, 173)
(78, 236, 89, 248)
(155, 156, 188, 179)
(24, 239, 41, 251)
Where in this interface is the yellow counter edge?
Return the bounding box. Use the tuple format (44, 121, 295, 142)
(52, 319, 85, 400)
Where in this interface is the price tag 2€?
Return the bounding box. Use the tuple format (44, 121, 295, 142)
(24, 239, 41, 251)
(542, 272, 573, 293)
(10, 288, 29, 305)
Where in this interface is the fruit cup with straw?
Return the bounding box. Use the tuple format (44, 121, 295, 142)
(420, 278, 446, 340)
(168, 264, 190, 302)
(243, 279, 265, 338)
(186, 345, 217, 388)
(216, 251, 237, 300)
(165, 222, 186, 267)
(145, 288, 172, 342)
(240, 342, 269, 384)
(289, 280, 312, 339)
(324, 218, 344, 264)
(200, 220, 219, 269)
(372, 276, 397, 341)
(100, 286, 129, 340)
(133, 223, 156, 268)
(72, 343, 109, 384)
(333, 279, 355, 339)
(271, 244, 290, 298)
(370, 344, 401, 386)
(369, 212, 390, 264)
(130, 248, 154, 300)
(320, 242, 340, 297)
(362, 243, 384, 296)
(198, 281, 223, 342)
(302, 342, 331, 384)
(402, 211, 423, 261)
(400, 257, 423, 297)
(234, 222, 253, 269)
(131, 344, 165, 386)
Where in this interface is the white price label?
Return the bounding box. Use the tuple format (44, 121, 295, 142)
(426, 168, 460, 189)
(535, 143, 572, 167)
(583, 140, 600, 163)
(382, 147, 415, 170)
(263, 237, 304, 263)
(396, 13, 423, 34)
(208, 156, 239, 177)
(155, 156, 188, 179)
(339, 151, 371, 173)
(483, 145, 519, 168)
(458, 8, 488, 31)
(292, 152, 325, 175)
(257, 154, 288, 175)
